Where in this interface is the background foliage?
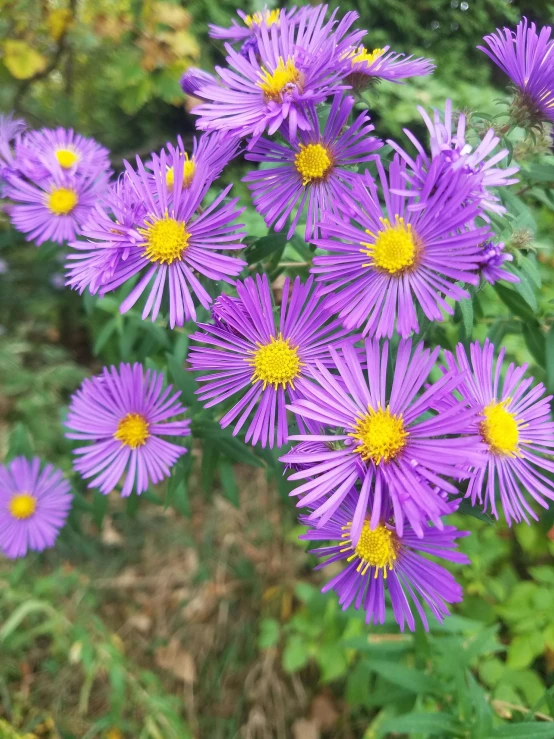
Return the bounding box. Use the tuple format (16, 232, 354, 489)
(1, 1, 554, 738)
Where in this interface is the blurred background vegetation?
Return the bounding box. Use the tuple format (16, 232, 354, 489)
(2, 1, 554, 738)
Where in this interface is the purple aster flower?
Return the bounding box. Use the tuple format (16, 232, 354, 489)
(442, 340, 554, 525)
(478, 18, 554, 126)
(15, 127, 111, 182)
(243, 93, 381, 240)
(281, 339, 485, 541)
(341, 44, 434, 88)
(311, 155, 490, 338)
(209, 8, 286, 43)
(389, 99, 519, 217)
(0, 457, 72, 559)
(194, 5, 364, 144)
(65, 150, 246, 328)
(158, 131, 240, 191)
(180, 68, 218, 98)
(3, 169, 108, 245)
(477, 240, 518, 284)
(65, 363, 191, 497)
(188, 274, 357, 449)
(0, 113, 25, 172)
(300, 490, 469, 631)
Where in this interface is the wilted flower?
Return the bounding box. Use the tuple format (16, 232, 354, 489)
(341, 44, 434, 89)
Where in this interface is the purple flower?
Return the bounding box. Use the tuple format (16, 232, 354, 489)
(65, 363, 191, 496)
(0, 457, 72, 559)
(389, 99, 519, 217)
(281, 339, 485, 541)
(341, 44, 435, 88)
(300, 490, 469, 631)
(158, 131, 240, 191)
(180, 68, 218, 98)
(189, 274, 357, 449)
(3, 169, 109, 245)
(194, 6, 364, 144)
(209, 8, 285, 44)
(243, 93, 381, 240)
(65, 150, 246, 328)
(0, 113, 25, 171)
(478, 18, 554, 126)
(443, 340, 554, 525)
(15, 127, 111, 182)
(311, 156, 490, 338)
(477, 240, 518, 284)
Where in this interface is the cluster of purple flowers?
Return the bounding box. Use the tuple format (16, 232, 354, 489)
(2, 6, 553, 635)
(0, 117, 111, 245)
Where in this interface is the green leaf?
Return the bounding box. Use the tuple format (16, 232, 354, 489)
(7, 423, 34, 461)
(219, 460, 239, 507)
(494, 283, 536, 322)
(524, 322, 546, 368)
(317, 642, 348, 682)
(507, 634, 544, 670)
(93, 317, 117, 355)
(282, 634, 309, 673)
(92, 491, 109, 529)
(166, 354, 200, 408)
(368, 659, 438, 694)
(245, 233, 288, 265)
(545, 323, 554, 393)
(258, 618, 280, 649)
(456, 498, 494, 524)
(458, 297, 474, 341)
(490, 725, 554, 738)
(0, 600, 58, 642)
(380, 712, 462, 737)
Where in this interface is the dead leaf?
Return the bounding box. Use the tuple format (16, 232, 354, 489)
(155, 638, 196, 684)
(153, 2, 192, 29)
(311, 692, 339, 731)
(292, 718, 320, 739)
(158, 30, 200, 59)
(47, 8, 72, 41)
(3, 40, 47, 80)
(127, 613, 152, 634)
(101, 517, 123, 547)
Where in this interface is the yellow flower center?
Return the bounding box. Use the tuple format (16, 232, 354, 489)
(294, 143, 333, 185)
(342, 521, 398, 577)
(249, 334, 303, 389)
(47, 187, 78, 216)
(244, 9, 281, 28)
(55, 148, 79, 168)
(165, 154, 196, 190)
(480, 400, 520, 456)
(361, 217, 417, 275)
(140, 215, 191, 265)
(114, 412, 150, 448)
(258, 57, 301, 102)
(8, 493, 37, 520)
(350, 46, 385, 67)
(350, 406, 407, 464)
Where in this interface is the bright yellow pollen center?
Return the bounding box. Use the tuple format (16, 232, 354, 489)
(114, 413, 150, 448)
(361, 217, 417, 275)
(47, 187, 78, 216)
(294, 143, 332, 185)
(342, 521, 398, 578)
(55, 148, 79, 168)
(258, 57, 301, 102)
(249, 334, 303, 389)
(8, 493, 37, 520)
(351, 46, 385, 66)
(165, 155, 196, 190)
(350, 406, 407, 464)
(244, 9, 281, 28)
(140, 216, 191, 265)
(480, 400, 520, 456)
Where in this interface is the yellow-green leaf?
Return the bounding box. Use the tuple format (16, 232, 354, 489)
(3, 40, 47, 80)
